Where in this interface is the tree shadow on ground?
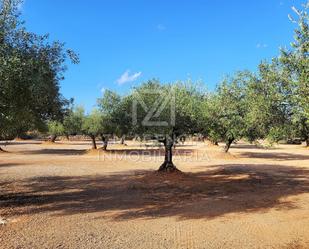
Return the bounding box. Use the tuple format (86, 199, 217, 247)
(0, 141, 43, 146)
(1, 164, 309, 220)
(19, 148, 196, 157)
(0, 163, 22, 168)
(230, 144, 278, 150)
(239, 151, 309, 161)
(20, 149, 86, 156)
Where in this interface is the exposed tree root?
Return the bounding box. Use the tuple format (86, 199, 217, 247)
(158, 162, 180, 173)
(0, 147, 8, 153)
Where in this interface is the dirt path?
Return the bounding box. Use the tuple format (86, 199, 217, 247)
(0, 140, 309, 249)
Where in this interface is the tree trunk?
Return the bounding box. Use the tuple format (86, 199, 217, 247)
(224, 138, 234, 153)
(90, 135, 97, 150)
(158, 138, 178, 172)
(301, 120, 309, 146)
(0, 141, 9, 152)
(101, 135, 108, 151)
(65, 134, 70, 141)
(211, 140, 219, 146)
(50, 135, 57, 143)
(181, 136, 186, 145)
(120, 136, 125, 145)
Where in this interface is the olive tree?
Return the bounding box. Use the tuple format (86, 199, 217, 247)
(97, 90, 121, 150)
(46, 106, 84, 143)
(244, 62, 291, 144)
(0, 0, 78, 148)
(279, 2, 309, 145)
(63, 106, 85, 139)
(201, 72, 249, 152)
(123, 80, 202, 172)
(82, 110, 102, 150)
(245, 2, 309, 146)
(47, 121, 65, 143)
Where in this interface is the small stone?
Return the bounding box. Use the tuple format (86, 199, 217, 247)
(0, 217, 7, 225)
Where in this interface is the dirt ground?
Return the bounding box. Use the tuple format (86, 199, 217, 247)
(0, 139, 309, 249)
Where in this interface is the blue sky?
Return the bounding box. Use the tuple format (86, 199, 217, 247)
(20, 0, 304, 111)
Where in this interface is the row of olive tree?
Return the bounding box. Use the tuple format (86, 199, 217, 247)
(47, 90, 126, 151)
(201, 2, 308, 150)
(44, 1, 307, 172)
(47, 82, 203, 172)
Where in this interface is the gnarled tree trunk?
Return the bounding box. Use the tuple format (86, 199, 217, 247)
(100, 134, 108, 151)
(158, 137, 178, 172)
(0, 141, 9, 152)
(224, 137, 234, 153)
(90, 135, 97, 150)
(50, 135, 57, 143)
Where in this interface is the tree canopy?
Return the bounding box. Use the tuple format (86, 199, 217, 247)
(0, 0, 78, 139)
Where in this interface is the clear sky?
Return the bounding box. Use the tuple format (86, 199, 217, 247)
(20, 0, 304, 111)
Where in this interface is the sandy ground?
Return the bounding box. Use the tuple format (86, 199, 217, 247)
(0, 139, 309, 249)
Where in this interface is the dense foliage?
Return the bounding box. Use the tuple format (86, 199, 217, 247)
(0, 0, 78, 139)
